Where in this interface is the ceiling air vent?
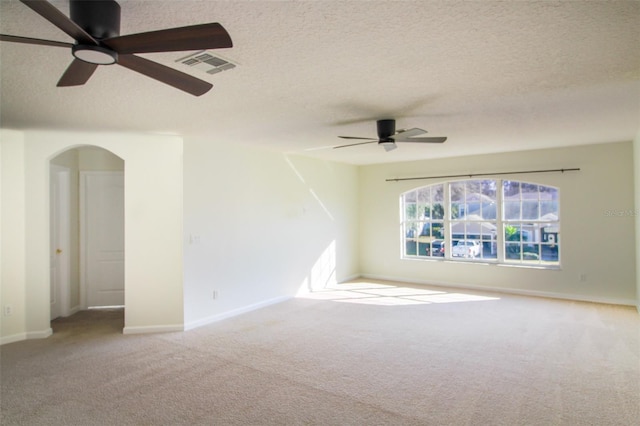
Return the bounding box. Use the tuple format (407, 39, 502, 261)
(175, 51, 237, 75)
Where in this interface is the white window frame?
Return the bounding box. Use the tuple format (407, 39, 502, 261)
(400, 179, 560, 268)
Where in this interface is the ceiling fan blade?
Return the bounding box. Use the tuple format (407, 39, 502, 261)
(396, 137, 447, 143)
(20, 0, 97, 45)
(103, 23, 232, 54)
(0, 34, 72, 48)
(333, 141, 377, 149)
(57, 59, 98, 87)
(117, 54, 212, 96)
(338, 136, 376, 140)
(392, 128, 426, 139)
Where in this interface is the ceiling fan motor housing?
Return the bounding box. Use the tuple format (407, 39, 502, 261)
(70, 0, 121, 39)
(377, 119, 396, 141)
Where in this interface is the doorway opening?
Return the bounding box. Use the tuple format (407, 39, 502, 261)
(49, 146, 124, 326)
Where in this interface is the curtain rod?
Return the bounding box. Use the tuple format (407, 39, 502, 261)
(385, 168, 580, 182)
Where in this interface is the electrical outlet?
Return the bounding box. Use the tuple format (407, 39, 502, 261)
(579, 274, 587, 282)
(212, 290, 218, 300)
(4, 305, 12, 316)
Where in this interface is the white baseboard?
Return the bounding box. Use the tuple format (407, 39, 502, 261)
(67, 305, 81, 316)
(1, 332, 27, 345)
(27, 328, 53, 339)
(340, 273, 362, 283)
(184, 295, 292, 331)
(122, 324, 184, 335)
(358, 274, 638, 307)
(1, 328, 53, 345)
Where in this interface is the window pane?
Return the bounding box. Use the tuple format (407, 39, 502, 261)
(503, 180, 520, 198)
(417, 241, 429, 256)
(404, 191, 416, 203)
(450, 182, 465, 202)
(451, 202, 463, 219)
(504, 201, 520, 220)
(405, 223, 418, 238)
(478, 222, 497, 260)
(418, 222, 430, 237)
(417, 188, 430, 204)
(522, 200, 539, 220)
(405, 240, 417, 256)
(541, 244, 559, 262)
(466, 180, 481, 196)
(475, 180, 496, 219)
(423, 205, 432, 220)
(521, 183, 539, 196)
(522, 244, 540, 261)
(540, 186, 558, 200)
(482, 202, 497, 220)
(504, 224, 522, 242)
(481, 180, 497, 199)
(405, 203, 417, 221)
(432, 203, 444, 220)
(505, 243, 521, 260)
(466, 202, 481, 218)
(417, 188, 430, 220)
(451, 238, 481, 258)
(542, 224, 559, 262)
(432, 222, 445, 239)
(542, 225, 559, 245)
(451, 221, 464, 240)
(540, 201, 558, 219)
(428, 238, 446, 257)
(404, 222, 418, 256)
(433, 185, 444, 203)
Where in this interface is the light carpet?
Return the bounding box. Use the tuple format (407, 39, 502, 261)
(1, 279, 639, 425)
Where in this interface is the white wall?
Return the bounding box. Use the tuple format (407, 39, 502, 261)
(78, 146, 125, 171)
(3, 127, 634, 344)
(2, 128, 360, 342)
(634, 133, 640, 313)
(182, 138, 359, 329)
(1, 129, 184, 343)
(1, 130, 27, 342)
(359, 142, 637, 305)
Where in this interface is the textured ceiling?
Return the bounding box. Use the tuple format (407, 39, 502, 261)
(1, 0, 639, 165)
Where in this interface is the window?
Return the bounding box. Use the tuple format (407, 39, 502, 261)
(403, 184, 445, 258)
(450, 180, 497, 260)
(502, 181, 559, 264)
(401, 179, 559, 267)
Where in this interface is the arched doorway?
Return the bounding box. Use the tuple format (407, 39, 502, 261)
(49, 146, 124, 323)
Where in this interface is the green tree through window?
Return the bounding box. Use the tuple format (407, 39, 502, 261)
(401, 180, 559, 266)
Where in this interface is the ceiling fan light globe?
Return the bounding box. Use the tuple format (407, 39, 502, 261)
(72, 45, 118, 65)
(381, 141, 397, 152)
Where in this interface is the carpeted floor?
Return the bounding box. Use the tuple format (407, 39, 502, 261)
(1, 279, 639, 425)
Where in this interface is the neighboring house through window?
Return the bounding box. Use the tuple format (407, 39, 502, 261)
(401, 179, 559, 267)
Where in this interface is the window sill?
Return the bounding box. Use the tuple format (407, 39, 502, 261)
(401, 256, 561, 270)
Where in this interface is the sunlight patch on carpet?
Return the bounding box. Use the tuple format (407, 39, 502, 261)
(298, 281, 500, 305)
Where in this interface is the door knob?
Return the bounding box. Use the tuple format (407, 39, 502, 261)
(56, 248, 62, 254)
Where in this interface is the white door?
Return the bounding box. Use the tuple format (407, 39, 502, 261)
(50, 166, 71, 320)
(81, 172, 125, 307)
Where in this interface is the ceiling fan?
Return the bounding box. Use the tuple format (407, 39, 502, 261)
(336, 119, 447, 152)
(0, 0, 233, 96)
